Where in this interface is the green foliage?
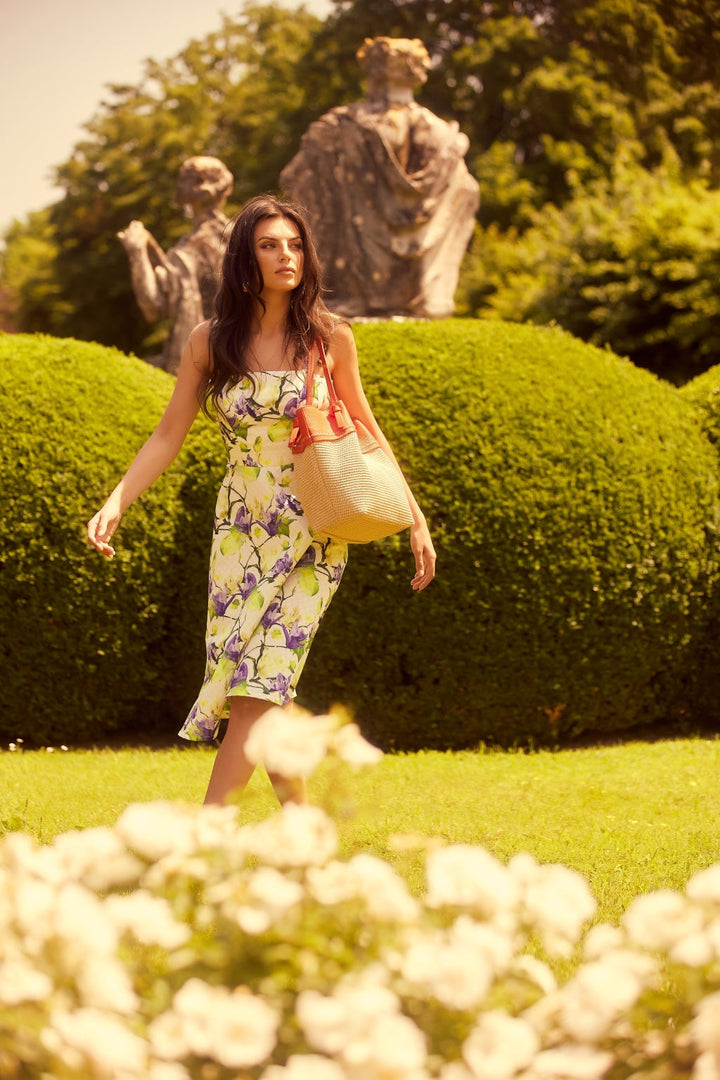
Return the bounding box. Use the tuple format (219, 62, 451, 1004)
(0, 333, 224, 746)
(458, 154, 720, 382)
(2, 322, 720, 750)
(27, 3, 326, 355)
(322, 0, 720, 224)
(0, 210, 70, 335)
(5, 0, 720, 356)
(299, 320, 720, 749)
(679, 363, 720, 453)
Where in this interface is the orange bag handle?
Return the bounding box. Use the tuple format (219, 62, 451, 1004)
(305, 338, 341, 410)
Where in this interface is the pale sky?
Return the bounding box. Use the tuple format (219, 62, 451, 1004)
(0, 0, 331, 236)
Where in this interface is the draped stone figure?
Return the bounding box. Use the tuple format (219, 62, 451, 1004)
(118, 156, 233, 374)
(280, 37, 479, 319)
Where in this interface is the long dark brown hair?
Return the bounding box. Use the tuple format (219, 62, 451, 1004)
(202, 194, 335, 415)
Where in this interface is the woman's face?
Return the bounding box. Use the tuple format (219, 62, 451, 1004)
(253, 216, 304, 294)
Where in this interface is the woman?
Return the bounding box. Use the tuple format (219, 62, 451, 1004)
(87, 194, 436, 806)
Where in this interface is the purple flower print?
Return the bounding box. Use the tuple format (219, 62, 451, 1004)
(234, 506, 252, 533)
(238, 571, 258, 600)
(230, 661, 250, 688)
(225, 633, 244, 663)
(184, 704, 217, 741)
(282, 621, 308, 650)
(231, 391, 262, 420)
(210, 587, 234, 617)
(298, 546, 317, 568)
(283, 395, 300, 418)
(331, 562, 345, 583)
(260, 509, 282, 537)
(272, 553, 294, 576)
(267, 673, 292, 701)
(261, 600, 282, 629)
(275, 490, 302, 516)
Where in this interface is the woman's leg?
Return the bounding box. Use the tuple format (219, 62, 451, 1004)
(203, 697, 307, 806)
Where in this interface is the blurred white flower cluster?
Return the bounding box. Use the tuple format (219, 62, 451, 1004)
(1, 708, 720, 1079)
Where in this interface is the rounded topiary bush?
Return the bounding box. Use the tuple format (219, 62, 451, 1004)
(0, 333, 224, 746)
(2, 323, 719, 750)
(674, 366, 720, 724)
(299, 320, 720, 748)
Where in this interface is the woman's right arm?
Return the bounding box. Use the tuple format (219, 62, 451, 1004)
(86, 322, 212, 558)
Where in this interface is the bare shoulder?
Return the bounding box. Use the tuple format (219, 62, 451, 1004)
(186, 320, 212, 370)
(189, 320, 212, 347)
(328, 320, 357, 369)
(329, 320, 355, 349)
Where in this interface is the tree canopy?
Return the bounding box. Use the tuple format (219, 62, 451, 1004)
(2, 0, 719, 371)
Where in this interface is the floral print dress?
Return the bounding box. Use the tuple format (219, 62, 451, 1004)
(179, 364, 348, 743)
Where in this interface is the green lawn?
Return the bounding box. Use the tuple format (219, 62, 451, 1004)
(1, 737, 719, 925)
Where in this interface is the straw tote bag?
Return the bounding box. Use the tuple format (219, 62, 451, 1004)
(288, 340, 414, 543)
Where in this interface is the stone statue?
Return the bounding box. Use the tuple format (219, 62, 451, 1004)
(280, 37, 479, 319)
(118, 156, 233, 373)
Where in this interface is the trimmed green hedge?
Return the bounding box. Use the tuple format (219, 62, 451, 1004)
(1, 324, 719, 749)
(301, 321, 720, 748)
(674, 367, 720, 726)
(0, 334, 224, 746)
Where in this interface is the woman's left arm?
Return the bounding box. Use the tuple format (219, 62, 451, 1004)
(329, 323, 436, 591)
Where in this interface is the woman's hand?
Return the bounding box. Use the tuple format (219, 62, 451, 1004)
(410, 520, 436, 592)
(87, 502, 121, 558)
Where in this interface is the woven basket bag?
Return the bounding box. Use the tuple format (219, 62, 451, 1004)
(289, 341, 414, 543)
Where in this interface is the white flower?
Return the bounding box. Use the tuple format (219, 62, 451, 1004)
(115, 802, 198, 861)
(52, 826, 144, 891)
(191, 802, 246, 852)
(439, 1065, 475, 1080)
(331, 723, 384, 767)
(170, 978, 279, 1067)
(704, 918, 720, 962)
(401, 927, 493, 1010)
(263, 1056, 348, 1080)
(623, 889, 704, 951)
(557, 952, 656, 1041)
(148, 1064, 191, 1080)
(105, 891, 191, 949)
(688, 865, 720, 904)
(245, 706, 334, 776)
(693, 1051, 720, 1080)
(148, 1008, 191, 1061)
(462, 1011, 539, 1080)
(297, 989, 353, 1055)
(307, 861, 360, 905)
(236, 905, 273, 934)
(513, 856, 596, 957)
(240, 803, 338, 867)
(426, 845, 520, 915)
(309, 855, 419, 921)
(44, 1007, 148, 1075)
(211, 989, 280, 1068)
(670, 931, 715, 967)
(12, 877, 60, 942)
(53, 882, 119, 957)
(248, 865, 305, 911)
(344, 1011, 427, 1075)
(582, 923, 625, 960)
(528, 1045, 613, 1079)
(76, 953, 139, 1013)
(512, 955, 557, 995)
(297, 984, 402, 1056)
(693, 991, 720, 1065)
(451, 914, 515, 973)
(0, 958, 53, 1005)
